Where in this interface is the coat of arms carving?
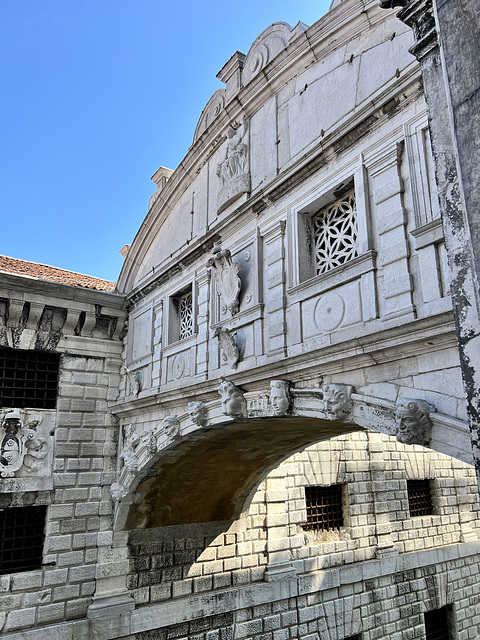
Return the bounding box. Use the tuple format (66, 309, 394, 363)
(207, 243, 242, 316)
(0, 408, 48, 478)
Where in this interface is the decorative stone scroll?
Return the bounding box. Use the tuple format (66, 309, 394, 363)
(0, 408, 48, 478)
(218, 379, 247, 419)
(188, 401, 207, 427)
(216, 118, 250, 213)
(395, 398, 435, 446)
(322, 384, 353, 421)
(207, 243, 242, 316)
(214, 327, 240, 368)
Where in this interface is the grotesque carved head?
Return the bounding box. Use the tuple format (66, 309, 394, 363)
(163, 416, 180, 439)
(218, 379, 246, 419)
(269, 380, 291, 416)
(322, 384, 353, 421)
(2, 408, 23, 436)
(395, 398, 434, 446)
(188, 401, 207, 427)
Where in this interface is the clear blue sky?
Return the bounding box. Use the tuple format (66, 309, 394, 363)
(1, 1, 331, 281)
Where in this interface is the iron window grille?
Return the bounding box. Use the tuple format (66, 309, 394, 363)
(303, 484, 344, 531)
(344, 636, 361, 640)
(178, 291, 193, 340)
(313, 189, 358, 276)
(0, 347, 60, 409)
(0, 505, 47, 575)
(424, 607, 451, 640)
(407, 479, 434, 517)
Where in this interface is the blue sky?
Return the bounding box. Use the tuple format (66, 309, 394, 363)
(1, 1, 331, 281)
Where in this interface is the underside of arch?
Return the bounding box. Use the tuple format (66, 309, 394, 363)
(125, 417, 361, 529)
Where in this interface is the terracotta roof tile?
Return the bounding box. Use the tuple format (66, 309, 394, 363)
(0, 255, 117, 291)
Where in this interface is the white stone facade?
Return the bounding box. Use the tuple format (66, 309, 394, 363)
(1, 0, 479, 638)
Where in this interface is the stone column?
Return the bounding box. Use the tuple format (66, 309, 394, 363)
(379, 0, 480, 489)
(195, 269, 211, 376)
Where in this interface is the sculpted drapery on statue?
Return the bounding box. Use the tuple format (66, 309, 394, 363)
(216, 118, 251, 213)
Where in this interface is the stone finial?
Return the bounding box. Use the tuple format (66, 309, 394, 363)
(270, 380, 292, 416)
(218, 379, 246, 419)
(395, 398, 435, 446)
(188, 401, 207, 427)
(214, 327, 240, 369)
(322, 384, 353, 421)
(207, 244, 242, 316)
(163, 416, 180, 440)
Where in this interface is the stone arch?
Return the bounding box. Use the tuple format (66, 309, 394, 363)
(112, 383, 472, 531)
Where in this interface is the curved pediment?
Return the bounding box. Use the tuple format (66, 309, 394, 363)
(192, 88, 227, 144)
(242, 21, 307, 86)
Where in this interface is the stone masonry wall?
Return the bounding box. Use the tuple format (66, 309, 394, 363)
(0, 352, 121, 633)
(125, 433, 480, 614)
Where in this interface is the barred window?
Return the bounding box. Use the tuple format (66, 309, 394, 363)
(303, 484, 344, 531)
(407, 479, 434, 517)
(313, 189, 358, 275)
(0, 347, 60, 409)
(169, 286, 194, 344)
(0, 505, 47, 574)
(424, 607, 451, 640)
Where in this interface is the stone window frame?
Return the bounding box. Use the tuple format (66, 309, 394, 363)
(300, 482, 352, 544)
(167, 282, 197, 346)
(406, 478, 436, 518)
(287, 161, 371, 294)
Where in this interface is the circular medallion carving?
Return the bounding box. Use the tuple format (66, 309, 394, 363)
(314, 292, 345, 333)
(172, 354, 185, 380)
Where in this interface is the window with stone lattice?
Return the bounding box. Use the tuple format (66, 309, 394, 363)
(169, 286, 194, 343)
(312, 188, 358, 275)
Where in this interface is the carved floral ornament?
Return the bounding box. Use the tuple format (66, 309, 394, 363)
(0, 408, 48, 478)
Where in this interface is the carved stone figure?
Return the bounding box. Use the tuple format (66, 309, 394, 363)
(216, 119, 251, 212)
(124, 367, 143, 396)
(110, 481, 125, 504)
(163, 416, 180, 440)
(207, 243, 242, 316)
(120, 424, 140, 471)
(218, 379, 246, 419)
(140, 430, 157, 454)
(188, 401, 207, 427)
(322, 384, 353, 421)
(216, 119, 249, 186)
(214, 327, 240, 368)
(0, 409, 47, 477)
(270, 380, 292, 416)
(395, 398, 435, 446)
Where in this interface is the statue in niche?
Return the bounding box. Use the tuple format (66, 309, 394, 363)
(0, 409, 47, 477)
(120, 424, 140, 471)
(216, 118, 251, 213)
(214, 327, 240, 369)
(163, 416, 180, 440)
(322, 384, 353, 421)
(218, 379, 246, 419)
(395, 398, 435, 446)
(270, 380, 292, 416)
(188, 401, 207, 427)
(207, 243, 242, 316)
(216, 118, 249, 186)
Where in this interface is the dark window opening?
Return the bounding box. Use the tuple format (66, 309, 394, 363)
(0, 505, 47, 574)
(407, 479, 434, 517)
(424, 607, 451, 640)
(0, 347, 60, 409)
(303, 484, 344, 531)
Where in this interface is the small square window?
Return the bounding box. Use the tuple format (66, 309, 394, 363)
(303, 484, 344, 531)
(169, 286, 194, 343)
(424, 607, 452, 640)
(0, 505, 47, 574)
(0, 347, 60, 409)
(407, 479, 434, 517)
